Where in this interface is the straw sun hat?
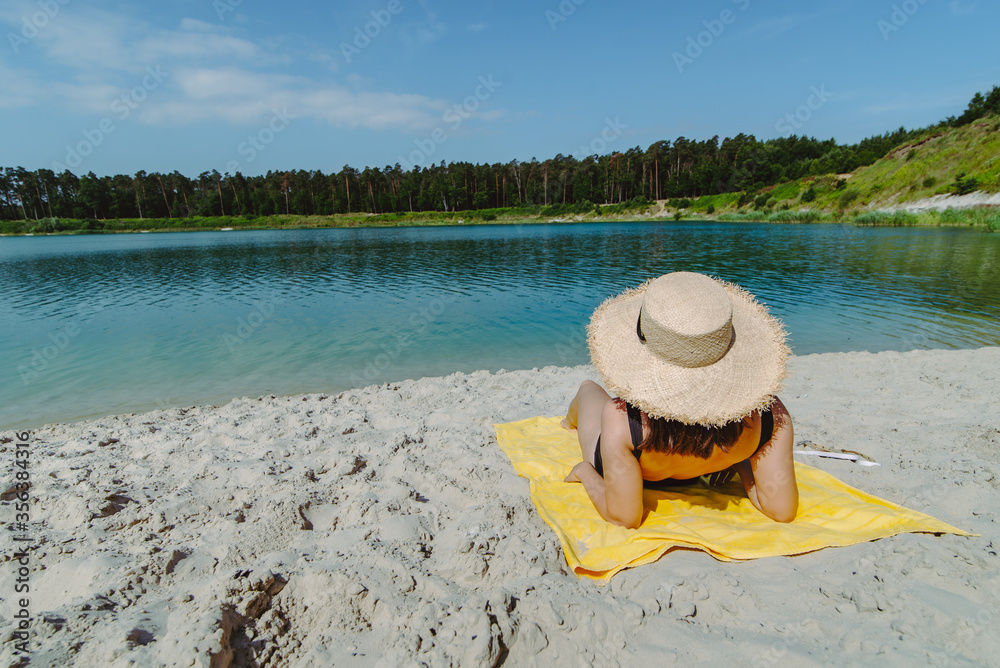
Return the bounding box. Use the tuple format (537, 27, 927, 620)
(587, 272, 790, 427)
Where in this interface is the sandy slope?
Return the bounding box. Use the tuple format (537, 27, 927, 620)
(890, 190, 1000, 212)
(2, 348, 999, 667)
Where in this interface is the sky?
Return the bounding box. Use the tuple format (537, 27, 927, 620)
(1, 0, 997, 178)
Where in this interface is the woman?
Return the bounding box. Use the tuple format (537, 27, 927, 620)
(562, 272, 798, 528)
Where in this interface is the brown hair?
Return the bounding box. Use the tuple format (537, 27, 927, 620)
(614, 398, 745, 459)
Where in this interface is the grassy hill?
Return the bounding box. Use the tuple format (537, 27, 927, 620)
(676, 113, 1000, 230)
(819, 115, 1000, 209)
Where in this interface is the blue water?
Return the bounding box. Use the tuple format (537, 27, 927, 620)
(2, 222, 998, 429)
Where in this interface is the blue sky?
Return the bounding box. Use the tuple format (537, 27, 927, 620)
(1, 0, 996, 177)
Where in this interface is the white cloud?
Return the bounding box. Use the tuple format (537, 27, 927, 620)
(138, 67, 449, 131)
(863, 92, 971, 115)
(31, 8, 141, 72)
(746, 4, 850, 40)
(0, 63, 46, 108)
(135, 30, 258, 62)
(178, 18, 218, 32)
(398, 0, 447, 47)
(467, 23, 487, 33)
(50, 80, 125, 114)
(1, 5, 507, 136)
(306, 49, 341, 73)
(301, 88, 446, 129)
(1, 7, 259, 73)
(949, 1, 978, 15)
(746, 13, 824, 40)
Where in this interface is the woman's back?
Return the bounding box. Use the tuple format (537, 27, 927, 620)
(609, 400, 764, 481)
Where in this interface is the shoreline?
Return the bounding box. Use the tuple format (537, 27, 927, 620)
(3, 190, 999, 238)
(2, 347, 999, 665)
(2, 213, 997, 237)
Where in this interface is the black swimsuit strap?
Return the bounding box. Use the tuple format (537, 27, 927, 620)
(756, 406, 775, 454)
(625, 402, 643, 460)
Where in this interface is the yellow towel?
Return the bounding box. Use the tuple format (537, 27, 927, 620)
(495, 416, 971, 583)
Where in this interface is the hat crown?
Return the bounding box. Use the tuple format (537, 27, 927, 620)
(640, 273, 734, 368)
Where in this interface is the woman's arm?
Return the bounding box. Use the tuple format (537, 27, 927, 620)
(564, 400, 644, 528)
(734, 398, 799, 523)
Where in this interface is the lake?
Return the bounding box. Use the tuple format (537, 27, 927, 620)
(2, 221, 998, 429)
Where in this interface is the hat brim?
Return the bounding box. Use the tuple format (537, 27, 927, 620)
(587, 278, 790, 426)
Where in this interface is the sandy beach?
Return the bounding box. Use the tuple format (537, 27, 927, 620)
(2, 347, 999, 667)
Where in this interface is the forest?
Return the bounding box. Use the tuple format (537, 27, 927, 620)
(2, 85, 997, 226)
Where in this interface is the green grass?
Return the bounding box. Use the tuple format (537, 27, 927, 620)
(716, 211, 768, 222)
(850, 207, 1000, 230)
(716, 210, 829, 224)
(698, 114, 1000, 230)
(826, 115, 1000, 209)
(765, 181, 803, 202)
(767, 209, 825, 223)
(939, 207, 1000, 230)
(852, 211, 919, 227)
(690, 192, 739, 211)
(0, 200, 662, 236)
(595, 196, 655, 217)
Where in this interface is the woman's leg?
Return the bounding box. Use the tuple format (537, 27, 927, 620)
(565, 380, 612, 465)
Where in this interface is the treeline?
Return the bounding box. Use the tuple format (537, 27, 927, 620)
(0, 133, 915, 223)
(2, 86, 996, 225)
(950, 85, 1000, 127)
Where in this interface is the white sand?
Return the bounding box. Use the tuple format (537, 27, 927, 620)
(889, 190, 1000, 212)
(2, 348, 999, 667)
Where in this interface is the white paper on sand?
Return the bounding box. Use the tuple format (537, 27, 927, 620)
(793, 450, 881, 467)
